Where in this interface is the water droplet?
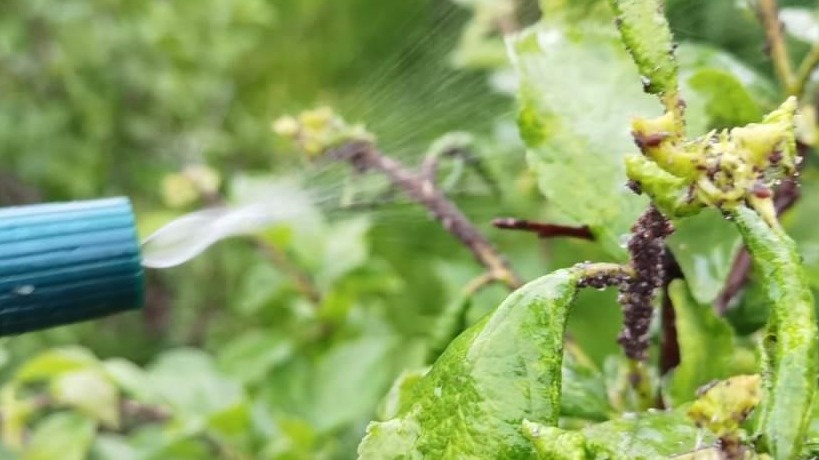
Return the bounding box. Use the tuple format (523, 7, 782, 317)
(618, 233, 631, 248)
(14, 285, 34, 296)
(640, 75, 652, 90)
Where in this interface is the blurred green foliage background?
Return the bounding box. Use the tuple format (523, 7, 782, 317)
(0, 0, 818, 458)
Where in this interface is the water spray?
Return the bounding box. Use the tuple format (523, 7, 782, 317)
(0, 104, 509, 337)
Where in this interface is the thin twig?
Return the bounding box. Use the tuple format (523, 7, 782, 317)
(329, 141, 523, 290)
(493, 218, 594, 240)
(756, 0, 794, 90)
(253, 239, 322, 304)
(463, 272, 497, 297)
(576, 262, 634, 288)
(714, 251, 753, 314)
(659, 252, 683, 377)
(793, 43, 819, 97)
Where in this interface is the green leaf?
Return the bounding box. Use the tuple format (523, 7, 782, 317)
(0, 444, 18, 460)
(425, 291, 472, 362)
(800, 397, 819, 457)
(233, 262, 285, 316)
(316, 216, 371, 289)
(216, 331, 293, 386)
(723, 278, 771, 335)
(310, 335, 398, 432)
(89, 435, 138, 460)
(23, 412, 96, 460)
(379, 368, 429, 421)
(207, 401, 253, 451)
(731, 205, 818, 460)
(357, 270, 581, 458)
(667, 209, 741, 305)
(664, 280, 741, 406)
(14, 347, 98, 384)
(675, 43, 778, 105)
(146, 348, 242, 421)
(688, 68, 763, 130)
(523, 420, 587, 460)
(50, 369, 120, 428)
(608, 0, 678, 97)
(103, 359, 157, 403)
(560, 349, 612, 421)
(511, 21, 658, 256)
(582, 409, 713, 457)
(525, 409, 716, 459)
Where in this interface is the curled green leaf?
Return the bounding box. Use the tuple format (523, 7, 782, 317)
(357, 269, 583, 458)
(731, 206, 818, 460)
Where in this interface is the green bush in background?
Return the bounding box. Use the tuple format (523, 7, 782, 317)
(1, 0, 819, 458)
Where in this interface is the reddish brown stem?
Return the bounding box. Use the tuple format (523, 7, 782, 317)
(330, 141, 523, 289)
(492, 217, 594, 240)
(714, 251, 753, 314)
(659, 252, 683, 376)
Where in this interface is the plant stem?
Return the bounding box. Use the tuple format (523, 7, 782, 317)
(198, 190, 323, 305)
(576, 262, 634, 286)
(659, 252, 683, 376)
(757, 0, 794, 90)
(618, 206, 674, 361)
(463, 272, 497, 297)
(793, 42, 819, 97)
(330, 141, 523, 290)
(627, 359, 655, 411)
(493, 218, 594, 240)
(253, 239, 323, 304)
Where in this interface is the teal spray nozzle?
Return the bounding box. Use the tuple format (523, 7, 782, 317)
(0, 197, 145, 336)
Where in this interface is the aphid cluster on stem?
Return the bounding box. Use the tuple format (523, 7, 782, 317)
(618, 205, 674, 361)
